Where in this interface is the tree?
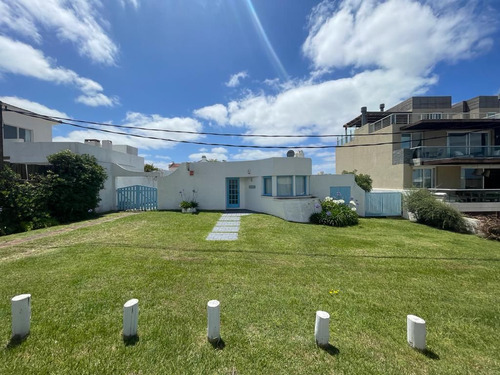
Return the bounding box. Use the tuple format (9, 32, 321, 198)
(144, 163, 159, 172)
(0, 166, 51, 235)
(342, 170, 373, 192)
(45, 150, 107, 222)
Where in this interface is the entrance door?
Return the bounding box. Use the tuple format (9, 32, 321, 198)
(226, 178, 240, 208)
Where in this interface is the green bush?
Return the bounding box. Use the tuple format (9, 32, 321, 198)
(342, 170, 373, 192)
(45, 150, 107, 223)
(404, 189, 467, 233)
(310, 197, 359, 227)
(0, 166, 54, 235)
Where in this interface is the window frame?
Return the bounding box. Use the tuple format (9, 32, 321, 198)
(277, 175, 293, 197)
(295, 175, 308, 196)
(262, 176, 272, 196)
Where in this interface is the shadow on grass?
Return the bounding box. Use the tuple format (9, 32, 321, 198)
(209, 337, 225, 350)
(419, 348, 440, 360)
(123, 335, 140, 346)
(6, 334, 28, 349)
(319, 343, 340, 356)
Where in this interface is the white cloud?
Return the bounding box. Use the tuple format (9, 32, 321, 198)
(193, 103, 228, 125)
(226, 71, 249, 87)
(0, 35, 117, 107)
(76, 93, 120, 107)
(303, 0, 494, 75)
(189, 147, 228, 161)
(0, 0, 119, 65)
(54, 112, 204, 152)
(231, 149, 285, 161)
(199, 0, 494, 149)
(0, 96, 68, 118)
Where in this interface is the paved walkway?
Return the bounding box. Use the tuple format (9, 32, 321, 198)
(206, 213, 250, 241)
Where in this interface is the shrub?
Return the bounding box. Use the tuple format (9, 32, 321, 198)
(45, 150, 107, 223)
(0, 166, 54, 235)
(310, 197, 359, 227)
(404, 189, 467, 233)
(342, 170, 373, 192)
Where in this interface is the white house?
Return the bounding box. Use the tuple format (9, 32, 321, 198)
(156, 156, 368, 222)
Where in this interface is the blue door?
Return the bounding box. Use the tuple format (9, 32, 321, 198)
(226, 178, 240, 208)
(330, 186, 351, 201)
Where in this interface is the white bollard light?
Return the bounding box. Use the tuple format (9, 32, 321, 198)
(207, 300, 221, 343)
(123, 299, 139, 338)
(407, 314, 426, 350)
(11, 294, 31, 339)
(314, 310, 330, 347)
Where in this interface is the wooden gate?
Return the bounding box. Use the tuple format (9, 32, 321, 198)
(117, 185, 157, 211)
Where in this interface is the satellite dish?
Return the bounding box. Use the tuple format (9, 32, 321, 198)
(286, 150, 295, 158)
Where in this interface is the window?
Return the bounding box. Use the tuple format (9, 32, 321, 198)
(461, 168, 483, 189)
(401, 132, 422, 149)
(3, 124, 33, 142)
(412, 169, 434, 188)
(262, 176, 272, 196)
(295, 176, 307, 196)
(4, 125, 17, 139)
(277, 176, 293, 196)
(448, 132, 489, 156)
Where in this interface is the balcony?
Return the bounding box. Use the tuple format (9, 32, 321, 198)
(411, 146, 500, 161)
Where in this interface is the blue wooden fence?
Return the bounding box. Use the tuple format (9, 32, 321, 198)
(117, 185, 158, 211)
(365, 192, 402, 217)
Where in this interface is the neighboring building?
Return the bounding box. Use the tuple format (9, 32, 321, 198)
(2, 102, 150, 212)
(336, 96, 500, 212)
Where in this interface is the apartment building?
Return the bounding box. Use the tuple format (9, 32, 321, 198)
(336, 96, 500, 212)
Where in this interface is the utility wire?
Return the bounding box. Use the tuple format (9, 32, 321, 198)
(6, 107, 498, 150)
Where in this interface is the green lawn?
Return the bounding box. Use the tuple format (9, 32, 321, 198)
(0, 212, 499, 374)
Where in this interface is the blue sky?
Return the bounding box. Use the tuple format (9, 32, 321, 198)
(1, 0, 499, 173)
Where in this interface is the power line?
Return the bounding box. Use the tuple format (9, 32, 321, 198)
(5, 107, 498, 150)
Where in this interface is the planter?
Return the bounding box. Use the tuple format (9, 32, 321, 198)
(182, 208, 197, 214)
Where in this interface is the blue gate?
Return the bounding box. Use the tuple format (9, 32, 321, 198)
(365, 192, 402, 217)
(117, 185, 158, 211)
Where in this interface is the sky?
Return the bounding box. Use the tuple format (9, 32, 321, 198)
(1, 0, 499, 173)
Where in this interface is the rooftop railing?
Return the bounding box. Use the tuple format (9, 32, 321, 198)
(368, 112, 500, 134)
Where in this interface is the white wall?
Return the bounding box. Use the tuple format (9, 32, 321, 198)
(310, 174, 366, 216)
(157, 157, 318, 222)
(2, 105, 55, 142)
(5, 142, 144, 172)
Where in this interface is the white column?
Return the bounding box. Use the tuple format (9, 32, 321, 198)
(11, 294, 31, 339)
(314, 310, 330, 346)
(123, 299, 139, 337)
(207, 300, 221, 343)
(407, 314, 426, 350)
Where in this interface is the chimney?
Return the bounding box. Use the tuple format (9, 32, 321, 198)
(380, 103, 385, 112)
(361, 107, 367, 126)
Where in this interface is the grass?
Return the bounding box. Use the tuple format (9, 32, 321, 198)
(0, 211, 499, 374)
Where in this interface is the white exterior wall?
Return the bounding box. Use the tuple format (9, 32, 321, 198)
(5, 142, 144, 172)
(310, 174, 366, 217)
(158, 157, 320, 222)
(2, 105, 55, 142)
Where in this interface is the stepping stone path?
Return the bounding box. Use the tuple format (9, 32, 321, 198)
(206, 213, 250, 241)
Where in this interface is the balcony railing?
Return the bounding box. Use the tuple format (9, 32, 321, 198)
(429, 189, 500, 203)
(411, 146, 500, 160)
(338, 111, 500, 145)
(368, 112, 500, 134)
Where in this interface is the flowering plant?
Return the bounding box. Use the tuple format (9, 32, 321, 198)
(310, 196, 358, 227)
(179, 189, 199, 209)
